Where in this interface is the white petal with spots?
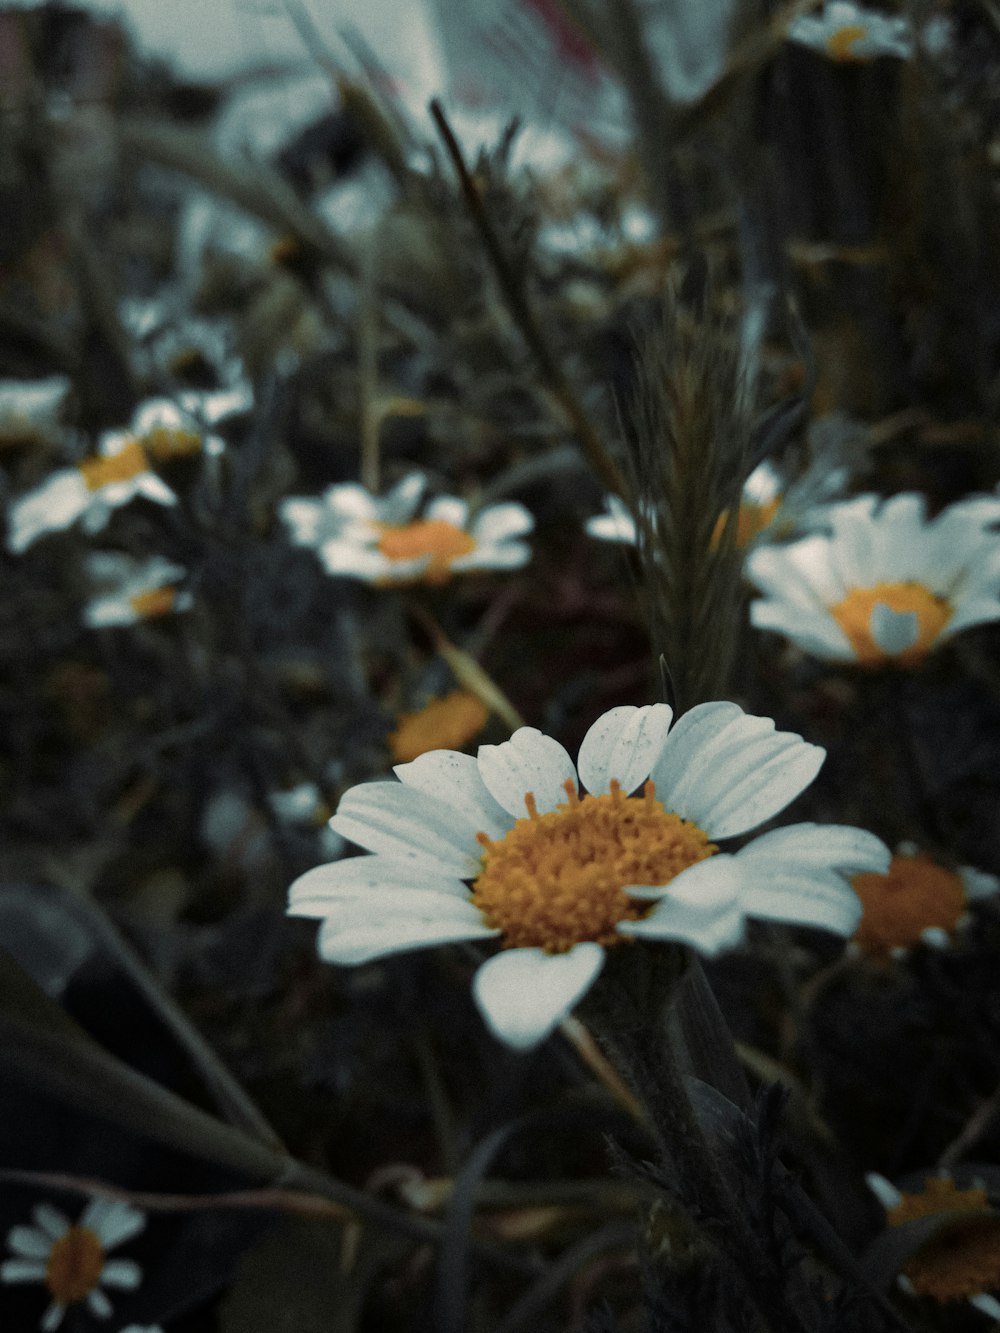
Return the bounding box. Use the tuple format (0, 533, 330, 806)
(477, 728, 578, 816)
(394, 750, 512, 843)
(576, 704, 673, 796)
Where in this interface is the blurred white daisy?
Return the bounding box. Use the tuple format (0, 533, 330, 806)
(113, 398, 227, 465)
(6, 436, 176, 554)
(586, 461, 784, 550)
(787, 2, 913, 61)
(82, 552, 192, 628)
(850, 845, 1000, 957)
(0, 377, 71, 449)
(290, 701, 888, 1049)
(867, 1173, 1000, 1319)
(747, 493, 1000, 666)
(1, 1197, 145, 1331)
(280, 471, 533, 585)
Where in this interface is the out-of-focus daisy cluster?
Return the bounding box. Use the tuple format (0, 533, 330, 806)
(3, 0, 1000, 1330)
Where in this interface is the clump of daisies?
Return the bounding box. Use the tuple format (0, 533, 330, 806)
(786, 2, 913, 62)
(747, 493, 1000, 667)
(1, 1197, 145, 1331)
(290, 701, 888, 1049)
(82, 552, 192, 628)
(280, 471, 533, 585)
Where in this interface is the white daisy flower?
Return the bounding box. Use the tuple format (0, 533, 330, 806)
(289, 702, 888, 1049)
(280, 471, 533, 585)
(6, 436, 176, 554)
(82, 552, 192, 628)
(787, 2, 913, 62)
(747, 492, 1000, 666)
(0, 377, 71, 448)
(866, 1173, 1000, 1319)
(2, 1197, 145, 1331)
(120, 398, 227, 463)
(586, 462, 784, 550)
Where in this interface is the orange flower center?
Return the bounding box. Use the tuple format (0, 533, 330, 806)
(852, 854, 966, 955)
(712, 497, 782, 550)
(79, 440, 149, 491)
(472, 779, 716, 952)
(826, 23, 867, 60)
(46, 1226, 105, 1305)
(888, 1178, 1000, 1302)
(388, 690, 489, 764)
(141, 426, 203, 462)
(376, 520, 477, 584)
(829, 581, 951, 665)
(128, 587, 177, 619)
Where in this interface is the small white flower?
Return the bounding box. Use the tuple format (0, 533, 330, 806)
(82, 552, 192, 628)
(0, 377, 71, 446)
(6, 436, 176, 554)
(787, 2, 913, 61)
(2, 1197, 145, 1331)
(124, 398, 227, 461)
(280, 472, 533, 585)
(290, 702, 888, 1050)
(747, 492, 1000, 666)
(586, 462, 784, 549)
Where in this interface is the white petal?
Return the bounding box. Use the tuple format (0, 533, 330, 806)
(745, 536, 845, 610)
(472, 944, 604, 1049)
(96, 1258, 142, 1289)
(424, 495, 468, 528)
(318, 911, 496, 964)
(749, 600, 856, 659)
(394, 750, 512, 843)
(280, 497, 326, 546)
(7, 471, 89, 552)
(1, 1258, 49, 1282)
(81, 1198, 145, 1249)
(969, 1293, 1000, 1319)
(868, 604, 920, 655)
(865, 1172, 902, 1209)
(86, 1287, 113, 1318)
(576, 704, 674, 796)
(135, 473, 177, 507)
(32, 1205, 69, 1241)
(289, 856, 472, 915)
(617, 856, 744, 955)
(477, 728, 578, 816)
(737, 823, 890, 873)
(41, 1301, 66, 1331)
(945, 596, 1000, 636)
(6, 1227, 54, 1259)
(450, 541, 532, 571)
(652, 703, 824, 838)
(319, 541, 423, 581)
(376, 471, 426, 524)
(330, 782, 482, 875)
(960, 866, 1000, 901)
(471, 503, 534, 544)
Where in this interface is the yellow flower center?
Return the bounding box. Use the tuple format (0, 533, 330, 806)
(852, 854, 966, 955)
(79, 440, 149, 491)
(471, 779, 716, 953)
(128, 586, 177, 619)
(829, 581, 951, 665)
(46, 1226, 105, 1306)
(826, 23, 867, 60)
(389, 690, 489, 764)
(376, 520, 477, 584)
(888, 1178, 1000, 1302)
(141, 426, 203, 462)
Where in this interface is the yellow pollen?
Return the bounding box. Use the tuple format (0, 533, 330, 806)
(388, 690, 489, 763)
(711, 497, 782, 550)
(829, 581, 951, 666)
(376, 519, 477, 584)
(79, 440, 149, 491)
(826, 23, 867, 59)
(471, 779, 716, 953)
(141, 426, 204, 462)
(852, 854, 966, 956)
(128, 586, 177, 619)
(46, 1226, 105, 1305)
(887, 1177, 1000, 1303)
